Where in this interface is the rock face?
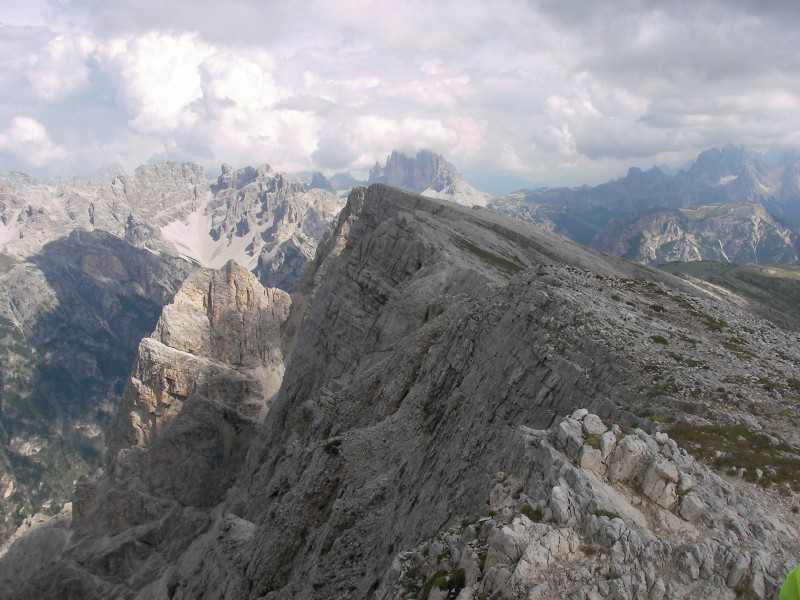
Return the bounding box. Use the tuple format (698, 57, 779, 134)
(108, 260, 290, 454)
(595, 202, 798, 265)
(369, 150, 489, 207)
(0, 230, 195, 541)
(0, 185, 798, 599)
(490, 145, 800, 266)
(0, 161, 340, 541)
(206, 164, 342, 289)
(0, 261, 290, 598)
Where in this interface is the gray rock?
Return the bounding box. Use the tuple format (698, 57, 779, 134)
(607, 435, 652, 483)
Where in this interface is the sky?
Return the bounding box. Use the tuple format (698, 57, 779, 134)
(1, 0, 799, 193)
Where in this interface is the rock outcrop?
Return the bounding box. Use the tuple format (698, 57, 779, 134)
(0, 261, 290, 598)
(0, 230, 195, 541)
(0, 184, 797, 599)
(383, 410, 798, 599)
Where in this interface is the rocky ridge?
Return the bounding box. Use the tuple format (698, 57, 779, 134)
(384, 409, 797, 599)
(0, 161, 343, 291)
(594, 202, 798, 265)
(0, 184, 796, 598)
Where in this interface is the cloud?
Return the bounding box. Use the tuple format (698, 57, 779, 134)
(1, 1, 799, 186)
(0, 116, 66, 166)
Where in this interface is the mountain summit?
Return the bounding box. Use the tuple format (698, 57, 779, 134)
(369, 150, 489, 207)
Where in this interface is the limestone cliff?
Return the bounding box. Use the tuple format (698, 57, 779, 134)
(0, 185, 798, 599)
(0, 260, 290, 598)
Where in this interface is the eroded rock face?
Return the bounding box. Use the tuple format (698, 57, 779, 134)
(207, 164, 342, 288)
(0, 230, 196, 541)
(109, 260, 290, 454)
(0, 261, 290, 599)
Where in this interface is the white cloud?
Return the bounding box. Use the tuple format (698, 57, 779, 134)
(99, 32, 212, 134)
(25, 34, 93, 101)
(0, 1, 799, 185)
(0, 116, 66, 166)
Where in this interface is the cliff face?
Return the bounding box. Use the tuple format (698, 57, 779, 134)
(0, 161, 340, 541)
(0, 230, 195, 541)
(1, 185, 798, 599)
(0, 261, 291, 598)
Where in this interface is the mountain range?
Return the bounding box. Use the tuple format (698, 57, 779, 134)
(0, 147, 798, 598)
(0, 184, 797, 599)
(490, 145, 800, 266)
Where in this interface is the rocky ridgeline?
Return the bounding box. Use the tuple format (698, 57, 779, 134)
(383, 410, 798, 599)
(207, 163, 342, 289)
(1, 161, 343, 291)
(594, 202, 798, 265)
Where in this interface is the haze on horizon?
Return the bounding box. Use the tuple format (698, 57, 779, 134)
(1, 0, 799, 193)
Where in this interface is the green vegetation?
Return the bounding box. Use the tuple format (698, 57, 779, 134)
(585, 434, 601, 449)
(422, 567, 465, 599)
(323, 438, 342, 456)
(593, 509, 620, 519)
(452, 236, 524, 276)
(520, 504, 543, 522)
(650, 335, 669, 345)
(658, 261, 800, 328)
(668, 422, 800, 491)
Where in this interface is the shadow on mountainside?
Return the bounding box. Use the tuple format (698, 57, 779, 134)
(0, 230, 195, 537)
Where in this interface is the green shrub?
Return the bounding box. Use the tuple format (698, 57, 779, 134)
(650, 335, 669, 345)
(520, 504, 543, 522)
(323, 439, 342, 455)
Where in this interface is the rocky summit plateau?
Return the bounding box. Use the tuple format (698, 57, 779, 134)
(0, 184, 797, 599)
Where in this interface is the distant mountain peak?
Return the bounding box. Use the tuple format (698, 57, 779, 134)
(368, 149, 489, 206)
